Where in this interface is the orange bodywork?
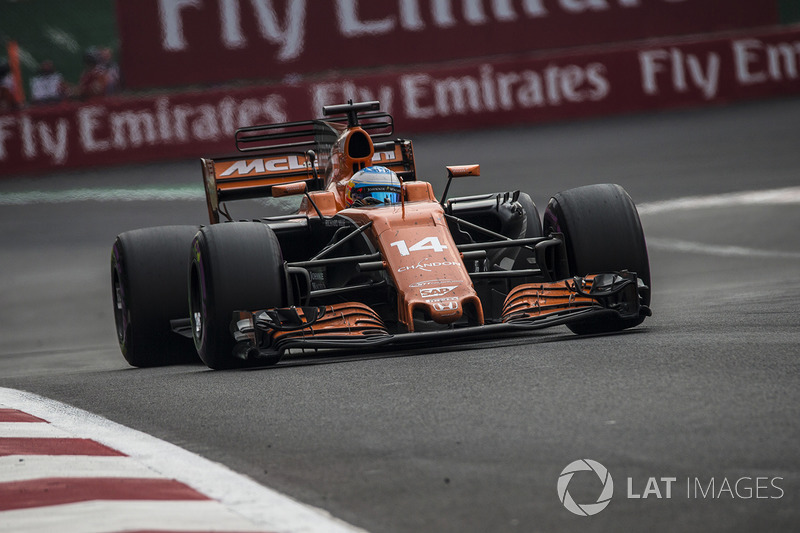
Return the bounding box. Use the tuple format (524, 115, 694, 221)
(501, 275, 604, 322)
(206, 117, 486, 333)
(259, 303, 388, 347)
(342, 194, 484, 332)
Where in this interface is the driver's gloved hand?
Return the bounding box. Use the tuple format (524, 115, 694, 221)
(353, 197, 383, 207)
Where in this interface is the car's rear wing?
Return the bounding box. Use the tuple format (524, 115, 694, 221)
(201, 112, 416, 223)
(200, 151, 312, 224)
(235, 102, 394, 153)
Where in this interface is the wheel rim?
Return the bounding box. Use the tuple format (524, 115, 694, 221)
(111, 264, 127, 345)
(189, 263, 204, 346)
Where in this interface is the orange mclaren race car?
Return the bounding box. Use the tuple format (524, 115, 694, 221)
(111, 101, 651, 369)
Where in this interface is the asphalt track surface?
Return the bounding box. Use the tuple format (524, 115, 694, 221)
(1, 98, 799, 532)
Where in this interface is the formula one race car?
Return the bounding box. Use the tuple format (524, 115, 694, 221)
(111, 101, 651, 369)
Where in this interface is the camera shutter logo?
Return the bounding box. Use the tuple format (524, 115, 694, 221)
(557, 459, 614, 516)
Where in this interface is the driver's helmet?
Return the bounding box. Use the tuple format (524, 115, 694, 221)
(345, 166, 402, 207)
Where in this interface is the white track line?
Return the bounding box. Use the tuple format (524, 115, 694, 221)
(3, 184, 797, 262)
(646, 238, 800, 259)
(637, 186, 800, 259)
(0, 387, 366, 533)
(0, 187, 203, 205)
(3, 185, 800, 209)
(637, 186, 800, 215)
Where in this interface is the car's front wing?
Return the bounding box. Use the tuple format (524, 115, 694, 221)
(229, 272, 650, 364)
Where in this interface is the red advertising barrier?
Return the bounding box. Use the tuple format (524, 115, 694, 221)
(116, 0, 778, 89)
(2, 25, 799, 176)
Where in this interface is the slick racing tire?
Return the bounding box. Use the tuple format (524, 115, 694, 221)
(543, 184, 650, 335)
(111, 226, 200, 367)
(189, 222, 287, 370)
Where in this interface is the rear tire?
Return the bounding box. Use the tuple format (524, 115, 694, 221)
(543, 184, 650, 334)
(111, 226, 200, 367)
(189, 222, 287, 369)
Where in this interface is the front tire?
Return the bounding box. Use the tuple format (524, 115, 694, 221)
(189, 222, 287, 369)
(111, 226, 200, 367)
(543, 184, 650, 334)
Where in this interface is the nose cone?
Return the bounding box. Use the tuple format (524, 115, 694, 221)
(409, 283, 465, 324)
(423, 299, 463, 324)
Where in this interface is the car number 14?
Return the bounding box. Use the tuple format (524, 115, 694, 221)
(390, 237, 449, 256)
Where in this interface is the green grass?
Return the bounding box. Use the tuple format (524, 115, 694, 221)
(779, 0, 800, 23)
(0, 0, 118, 100)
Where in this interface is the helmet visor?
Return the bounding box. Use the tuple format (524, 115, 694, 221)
(352, 185, 401, 205)
(367, 191, 401, 204)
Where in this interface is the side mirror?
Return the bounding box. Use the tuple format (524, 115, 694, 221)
(272, 181, 325, 218)
(272, 182, 308, 198)
(446, 164, 480, 178)
(441, 164, 480, 205)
